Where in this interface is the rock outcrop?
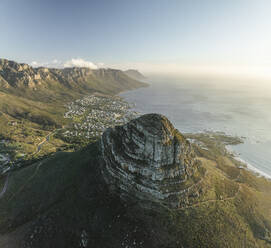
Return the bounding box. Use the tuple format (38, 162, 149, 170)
(100, 113, 202, 208)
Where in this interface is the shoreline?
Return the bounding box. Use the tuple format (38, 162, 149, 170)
(119, 84, 271, 182)
(226, 145, 271, 180)
(117, 82, 149, 96)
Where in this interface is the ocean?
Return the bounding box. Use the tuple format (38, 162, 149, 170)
(120, 76, 271, 179)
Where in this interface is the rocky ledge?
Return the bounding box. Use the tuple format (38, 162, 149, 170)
(100, 113, 203, 208)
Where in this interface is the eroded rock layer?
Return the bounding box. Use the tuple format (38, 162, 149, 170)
(100, 113, 202, 208)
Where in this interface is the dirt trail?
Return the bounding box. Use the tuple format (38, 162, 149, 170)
(178, 157, 242, 211)
(179, 184, 241, 210)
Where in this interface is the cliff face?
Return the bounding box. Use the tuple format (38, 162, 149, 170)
(100, 113, 202, 208)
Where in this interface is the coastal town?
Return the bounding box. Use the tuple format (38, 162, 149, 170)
(62, 94, 140, 139)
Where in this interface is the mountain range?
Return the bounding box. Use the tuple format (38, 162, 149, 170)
(0, 58, 146, 101)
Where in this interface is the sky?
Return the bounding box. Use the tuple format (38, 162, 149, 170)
(1, 0, 271, 78)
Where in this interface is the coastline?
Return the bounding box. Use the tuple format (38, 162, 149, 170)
(226, 145, 271, 180)
(120, 80, 271, 183)
(116, 80, 149, 96)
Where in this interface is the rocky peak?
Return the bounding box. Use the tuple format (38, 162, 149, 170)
(100, 113, 202, 209)
(0, 58, 30, 71)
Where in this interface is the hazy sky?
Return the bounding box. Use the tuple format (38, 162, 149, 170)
(1, 0, 271, 77)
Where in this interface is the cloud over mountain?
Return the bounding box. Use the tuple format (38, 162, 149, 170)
(30, 58, 104, 69)
(63, 58, 98, 69)
(30, 59, 62, 68)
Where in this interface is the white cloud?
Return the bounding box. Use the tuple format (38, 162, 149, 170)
(97, 62, 105, 68)
(63, 58, 98, 69)
(30, 58, 104, 69)
(31, 61, 38, 67)
(30, 60, 62, 68)
(30, 61, 50, 67)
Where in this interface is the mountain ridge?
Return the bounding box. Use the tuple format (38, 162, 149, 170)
(0, 58, 147, 102)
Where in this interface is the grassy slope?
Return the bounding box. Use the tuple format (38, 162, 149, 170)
(0, 91, 68, 160)
(179, 133, 271, 247)
(0, 91, 66, 127)
(0, 145, 97, 231)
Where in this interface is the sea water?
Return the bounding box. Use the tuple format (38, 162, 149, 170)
(120, 76, 271, 179)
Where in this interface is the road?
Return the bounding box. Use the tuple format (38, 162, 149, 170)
(36, 132, 53, 154)
(0, 154, 11, 199)
(32, 128, 62, 155)
(35, 128, 62, 154)
(0, 173, 9, 199)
